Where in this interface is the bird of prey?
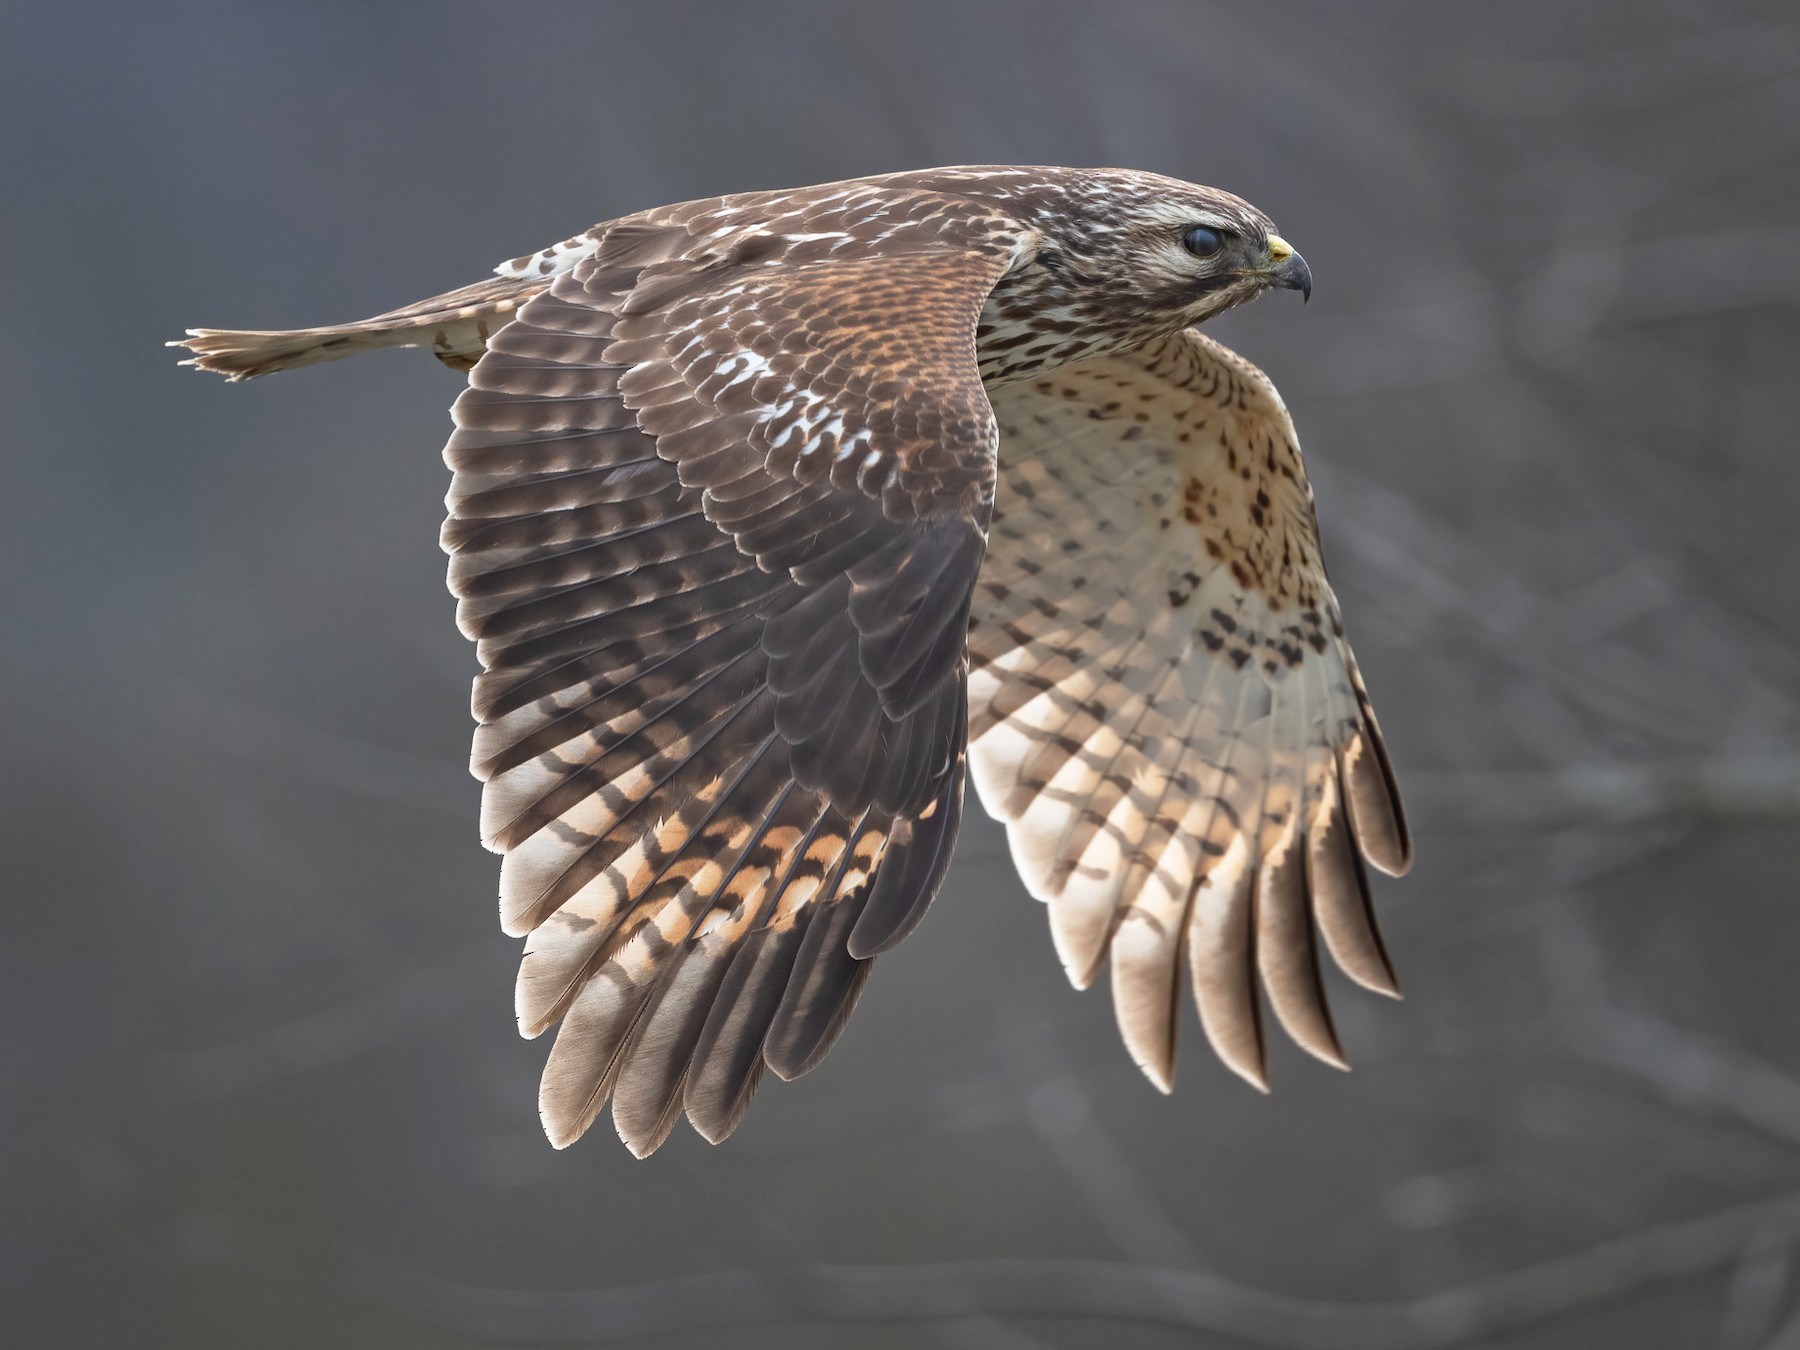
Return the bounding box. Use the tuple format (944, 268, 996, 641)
(175, 166, 1411, 1155)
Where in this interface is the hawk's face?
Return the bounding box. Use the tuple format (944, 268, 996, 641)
(1043, 171, 1311, 326)
(972, 168, 1312, 383)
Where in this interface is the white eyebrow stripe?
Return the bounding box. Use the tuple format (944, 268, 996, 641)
(1127, 203, 1255, 235)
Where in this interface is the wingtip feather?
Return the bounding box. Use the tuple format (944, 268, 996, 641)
(1229, 1058, 1273, 1094)
(1133, 1055, 1177, 1095)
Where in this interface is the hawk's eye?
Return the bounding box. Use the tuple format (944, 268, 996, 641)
(1182, 225, 1225, 259)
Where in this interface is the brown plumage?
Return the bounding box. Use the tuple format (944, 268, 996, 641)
(173, 166, 1410, 1154)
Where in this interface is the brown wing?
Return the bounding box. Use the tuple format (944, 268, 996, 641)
(446, 199, 1027, 1153)
(967, 330, 1411, 1094)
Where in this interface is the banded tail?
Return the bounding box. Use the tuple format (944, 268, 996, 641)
(170, 274, 545, 381)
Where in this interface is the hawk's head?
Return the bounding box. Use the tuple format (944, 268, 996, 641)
(1028, 167, 1309, 320)
(939, 167, 1312, 382)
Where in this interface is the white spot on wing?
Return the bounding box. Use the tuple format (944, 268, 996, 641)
(493, 234, 602, 280)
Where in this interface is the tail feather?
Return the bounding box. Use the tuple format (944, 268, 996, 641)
(170, 275, 545, 380)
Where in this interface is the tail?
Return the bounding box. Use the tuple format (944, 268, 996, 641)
(170, 274, 547, 380)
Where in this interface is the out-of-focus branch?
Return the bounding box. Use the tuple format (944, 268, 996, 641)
(163, 1191, 1800, 1349)
(1540, 871, 1800, 1154)
(1002, 1018, 1206, 1269)
(1316, 458, 1799, 753)
(1406, 757, 1800, 828)
(150, 941, 496, 1099)
(1766, 1300, 1800, 1350)
(1722, 1214, 1793, 1349)
(1522, 227, 1800, 349)
(1570, 1002, 1800, 1156)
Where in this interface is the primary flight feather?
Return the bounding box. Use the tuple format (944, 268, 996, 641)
(175, 165, 1411, 1154)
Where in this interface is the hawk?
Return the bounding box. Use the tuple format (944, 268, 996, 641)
(175, 166, 1411, 1155)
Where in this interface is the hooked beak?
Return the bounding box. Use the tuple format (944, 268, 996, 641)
(1265, 235, 1312, 302)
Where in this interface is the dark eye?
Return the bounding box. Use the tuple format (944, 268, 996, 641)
(1182, 225, 1225, 258)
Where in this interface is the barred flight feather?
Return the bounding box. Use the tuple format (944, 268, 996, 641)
(436, 187, 1023, 1151)
(968, 329, 1410, 1095)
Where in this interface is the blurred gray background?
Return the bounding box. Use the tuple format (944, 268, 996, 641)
(5, 2, 1800, 1346)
